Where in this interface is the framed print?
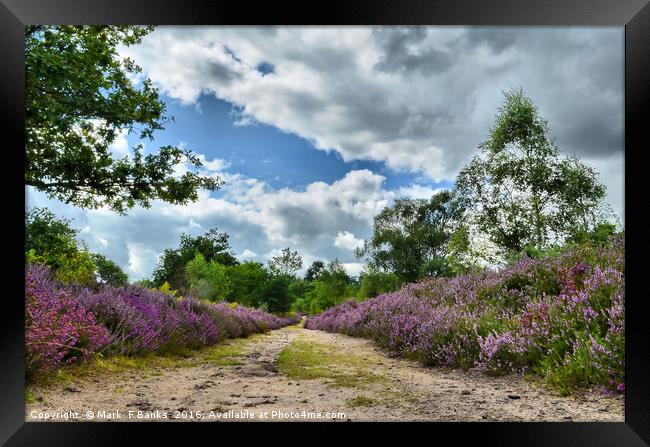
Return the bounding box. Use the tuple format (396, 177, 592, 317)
(1, 0, 649, 445)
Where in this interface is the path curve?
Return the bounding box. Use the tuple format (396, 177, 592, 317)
(26, 325, 623, 422)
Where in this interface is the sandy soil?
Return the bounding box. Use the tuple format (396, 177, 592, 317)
(25, 325, 624, 422)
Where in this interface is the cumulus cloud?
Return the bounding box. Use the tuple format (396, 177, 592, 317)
(26, 168, 396, 280)
(373, 26, 454, 75)
(108, 128, 130, 157)
(240, 249, 258, 258)
(396, 184, 446, 200)
(334, 231, 364, 251)
(126, 242, 161, 277)
(197, 154, 231, 172)
(342, 262, 365, 277)
(119, 26, 623, 188)
(188, 219, 203, 230)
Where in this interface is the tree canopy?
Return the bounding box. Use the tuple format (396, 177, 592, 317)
(455, 89, 609, 256)
(151, 228, 238, 291)
(91, 253, 129, 287)
(185, 253, 233, 302)
(356, 190, 465, 282)
(255, 276, 293, 313)
(25, 207, 97, 285)
(226, 261, 269, 306)
(25, 207, 79, 262)
(357, 270, 402, 299)
(299, 260, 353, 313)
(25, 25, 221, 214)
(268, 247, 303, 277)
(305, 261, 325, 281)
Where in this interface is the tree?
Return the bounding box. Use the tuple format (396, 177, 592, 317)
(26, 208, 79, 262)
(255, 276, 293, 313)
(357, 270, 402, 299)
(151, 228, 238, 291)
(441, 224, 478, 276)
(226, 262, 270, 306)
(25, 207, 96, 285)
(455, 89, 609, 256)
(288, 279, 314, 304)
(566, 222, 619, 247)
(268, 247, 303, 277)
(25, 25, 221, 214)
(185, 253, 233, 302)
(90, 253, 129, 286)
(356, 191, 465, 282)
(300, 260, 355, 313)
(305, 260, 325, 281)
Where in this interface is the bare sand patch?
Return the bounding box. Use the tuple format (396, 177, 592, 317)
(25, 325, 623, 422)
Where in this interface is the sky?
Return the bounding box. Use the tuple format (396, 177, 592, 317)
(26, 26, 625, 280)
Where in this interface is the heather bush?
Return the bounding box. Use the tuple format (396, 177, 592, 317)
(25, 265, 109, 377)
(77, 285, 220, 354)
(209, 302, 246, 339)
(306, 236, 624, 394)
(26, 264, 299, 378)
(78, 285, 298, 355)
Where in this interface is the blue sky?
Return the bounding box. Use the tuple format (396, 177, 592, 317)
(27, 26, 624, 281)
(146, 92, 446, 193)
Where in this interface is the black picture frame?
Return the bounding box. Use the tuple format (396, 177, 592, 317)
(1, 0, 648, 445)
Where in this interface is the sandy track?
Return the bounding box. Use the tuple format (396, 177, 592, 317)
(25, 326, 623, 422)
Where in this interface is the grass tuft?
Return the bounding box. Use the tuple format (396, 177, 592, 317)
(346, 395, 375, 408)
(276, 338, 387, 388)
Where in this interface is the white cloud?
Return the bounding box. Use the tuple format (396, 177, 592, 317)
(241, 249, 258, 258)
(108, 128, 130, 157)
(26, 168, 395, 280)
(342, 262, 365, 277)
(120, 27, 459, 179)
(198, 154, 231, 172)
(188, 218, 203, 229)
(334, 231, 364, 251)
(172, 152, 231, 179)
(126, 242, 160, 277)
(119, 26, 624, 193)
(396, 184, 446, 200)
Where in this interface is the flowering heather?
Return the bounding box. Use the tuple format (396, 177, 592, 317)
(25, 265, 110, 376)
(306, 236, 625, 394)
(76, 285, 220, 354)
(26, 264, 299, 374)
(190, 301, 299, 341)
(77, 285, 298, 355)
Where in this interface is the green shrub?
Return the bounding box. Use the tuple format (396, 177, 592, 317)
(185, 253, 233, 302)
(357, 271, 402, 299)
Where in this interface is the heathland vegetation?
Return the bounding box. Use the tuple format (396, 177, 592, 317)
(25, 25, 623, 397)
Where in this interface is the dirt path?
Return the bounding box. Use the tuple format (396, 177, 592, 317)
(25, 325, 623, 422)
